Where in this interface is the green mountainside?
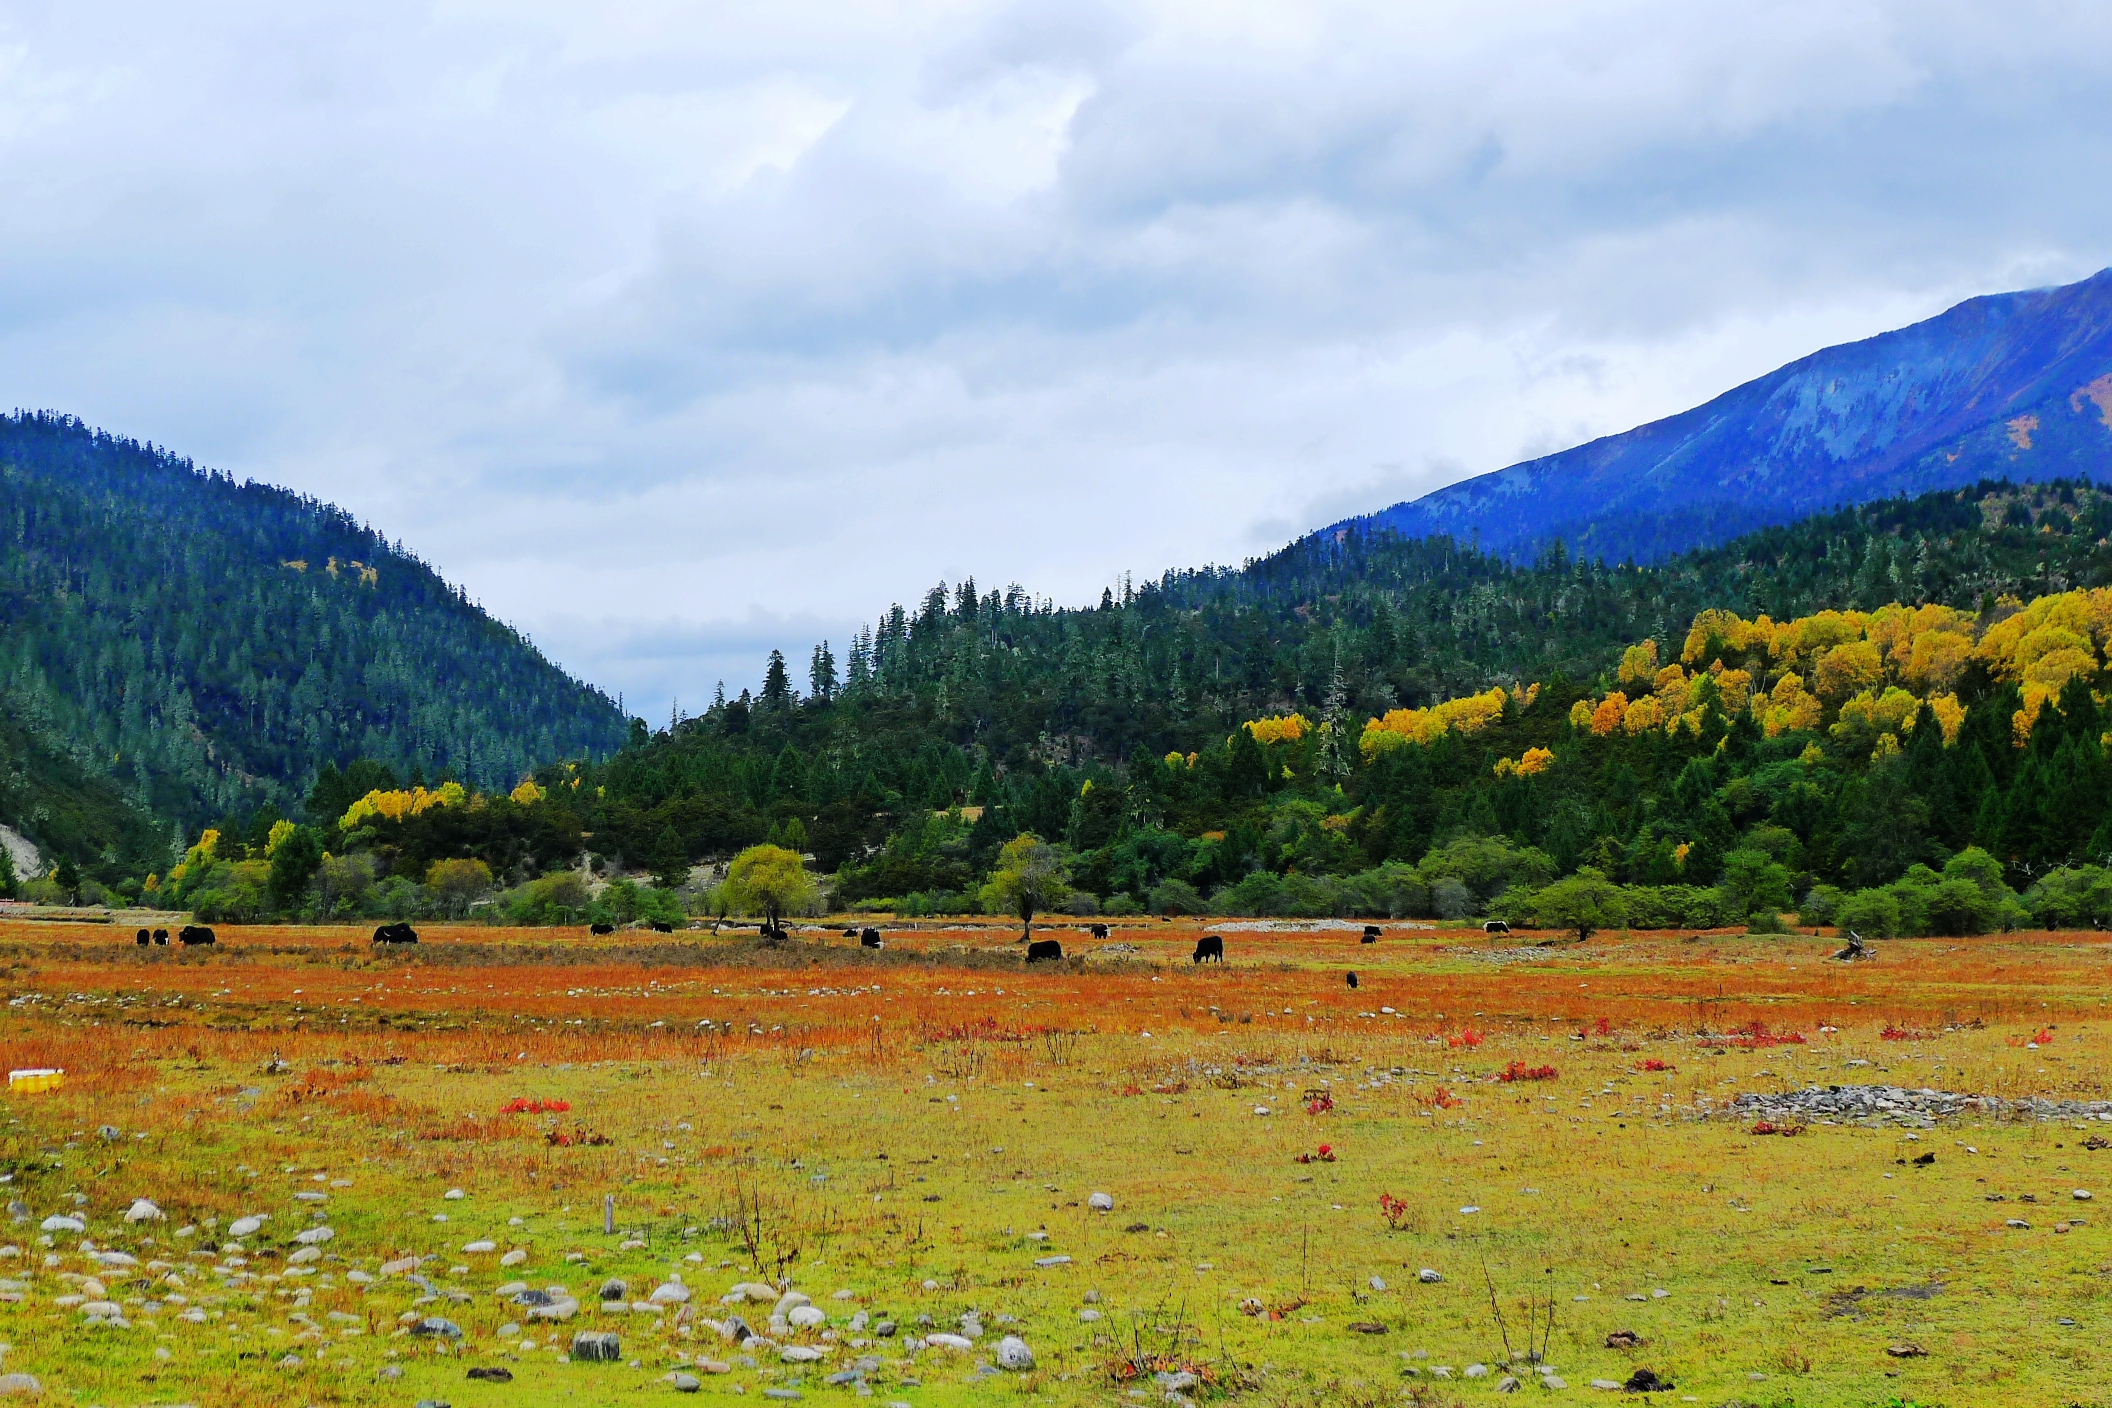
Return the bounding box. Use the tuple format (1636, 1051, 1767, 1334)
(0, 412, 627, 883)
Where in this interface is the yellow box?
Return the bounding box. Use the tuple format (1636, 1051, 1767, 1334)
(7, 1068, 64, 1094)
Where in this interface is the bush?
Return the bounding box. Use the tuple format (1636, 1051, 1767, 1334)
(1098, 892, 1145, 916)
(2024, 865, 2112, 928)
(1417, 835, 1556, 906)
(1150, 878, 1206, 916)
(1835, 887, 1900, 939)
(1799, 884, 1844, 926)
(506, 871, 589, 924)
(1745, 910, 1790, 934)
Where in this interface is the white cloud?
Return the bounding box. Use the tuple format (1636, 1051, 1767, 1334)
(1, 0, 2109, 721)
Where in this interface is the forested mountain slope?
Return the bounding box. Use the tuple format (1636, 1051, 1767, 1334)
(556, 480, 2112, 883)
(1343, 268, 2112, 563)
(0, 412, 627, 877)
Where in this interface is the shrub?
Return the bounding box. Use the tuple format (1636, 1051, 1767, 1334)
(1835, 887, 1900, 939)
(1798, 884, 1844, 926)
(1150, 878, 1206, 916)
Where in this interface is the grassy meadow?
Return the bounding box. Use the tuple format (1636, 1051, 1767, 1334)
(1, 916, 2108, 1406)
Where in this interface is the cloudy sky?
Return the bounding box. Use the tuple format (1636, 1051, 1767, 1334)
(3, 1, 2109, 720)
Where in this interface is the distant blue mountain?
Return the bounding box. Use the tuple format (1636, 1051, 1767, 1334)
(1339, 268, 2112, 562)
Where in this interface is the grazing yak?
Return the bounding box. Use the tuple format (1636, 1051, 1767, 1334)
(372, 922, 418, 944)
(178, 925, 216, 946)
(1089, 923, 1109, 939)
(649, 920, 674, 933)
(1361, 925, 1380, 944)
(1483, 920, 1510, 935)
(136, 928, 151, 945)
(1346, 971, 1359, 989)
(590, 922, 615, 935)
(1025, 938, 1063, 962)
(152, 928, 168, 945)
(1192, 935, 1224, 963)
(860, 927, 883, 949)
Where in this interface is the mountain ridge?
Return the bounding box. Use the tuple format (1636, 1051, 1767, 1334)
(1338, 268, 2112, 563)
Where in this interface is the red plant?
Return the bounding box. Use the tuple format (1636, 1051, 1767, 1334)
(500, 1097, 571, 1114)
(1119, 1083, 1144, 1097)
(1378, 1192, 1410, 1229)
(1751, 1120, 1803, 1137)
(1420, 1087, 1460, 1110)
(1637, 1058, 1671, 1073)
(1293, 1144, 1338, 1165)
(544, 1125, 611, 1147)
(1305, 1094, 1334, 1114)
(1498, 1061, 1557, 1082)
(1583, 1017, 1613, 1037)
(1446, 1027, 1485, 1049)
(1878, 1024, 1924, 1042)
(2035, 1027, 2055, 1045)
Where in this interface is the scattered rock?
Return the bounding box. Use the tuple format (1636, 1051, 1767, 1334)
(1605, 1330, 1646, 1348)
(38, 1216, 84, 1234)
(292, 1226, 333, 1245)
(1347, 1322, 1388, 1334)
(500, 1248, 528, 1266)
(413, 1317, 464, 1339)
(1495, 1375, 1520, 1392)
(1417, 1268, 1442, 1284)
(124, 1199, 163, 1224)
(996, 1335, 1034, 1370)
(781, 1346, 826, 1363)
(466, 1367, 514, 1382)
(0, 1372, 34, 1397)
(2007, 1219, 2032, 1229)
(925, 1333, 973, 1350)
(461, 1241, 497, 1254)
(445, 1188, 466, 1200)
(571, 1330, 622, 1362)
(1369, 1275, 1387, 1291)
(1886, 1343, 1928, 1358)
(1463, 1363, 1488, 1377)
(1543, 1376, 1568, 1390)
(873, 1320, 897, 1337)
(654, 1281, 693, 1306)
(787, 1304, 826, 1328)
(728, 1281, 776, 1303)
(1080, 1307, 1103, 1322)
(1589, 1380, 1623, 1391)
(1088, 1192, 1114, 1211)
(2076, 1189, 2094, 1201)
(665, 1371, 701, 1392)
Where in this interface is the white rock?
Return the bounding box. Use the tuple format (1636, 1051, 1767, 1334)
(772, 1290, 811, 1318)
(39, 1216, 84, 1234)
(1418, 1269, 1442, 1284)
(527, 1298, 579, 1321)
(780, 1345, 827, 1363)
(1088, 1192, 1114, 1211)
(2076, 1189, 2094, 1201)
(1369, 1276, 1387, 1292)
(0, 1374, 38, 1396)
(287, 1247, 322, 1265)
(1464, 1364, 1489, 1378)
(461, 1241, 497, 1254)
(831, 1288, 855, 1300)
(925, 1333, 974, 1351)
(501, 1249, 528, 1266)
(81, 1299, 123, 1317)
(444, 1189, 465, 1200)
(996, 1335, 1034, 1370)
(228, 1217, 264, 1238)
(729, 1281, 776, 1303)
(653, 1282, 694, 1305)
(787, 1304, 826, 1328)
(124, 1199, 164, 1224)
(379, 1256, 418, 1277)
(293, 1226, 333, 1245)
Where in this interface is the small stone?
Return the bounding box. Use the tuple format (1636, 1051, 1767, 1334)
(1080, 1307, 1103, 1322)
(1417, 1269, 1442, 1284)
(601, 1279, 629, 1301)
(761, 1391, 803, 1402)
(873, 1320, 897, 1337)
(229, 1215, 264, 1238)
(831, 1288, 856, 1300)
(500, 1249, 528, 1266)
(655, 1282, 696, 1306)
(1543, 1376, 1568, 1390)
(781, 1345, 826, 1363)
(38, 1216, 84, 1234)
(461, 1241, 497, 1254)
(926, 1333, 973, 1350)
(1590, 1380, 1623, 1391)
(124, 1199, 164, 1224)
(996, 1335, 1034, 1370)
(1088, 1192, 1114, 1211)
(728, 1281, 776, 1303)
(788, 1304, 826, 1328)
(293, 1226, 333, 1245)
(2076, 1189, 2094, 1201)
(1464, 1363, 1489, 1377)
(571, 1330, 622, 1362)
(1649, 1288, 1668, 1299)
(413, 1317, 464, 1338)
(444, 1188, 466, 1200)
(1494, 1375, 1520, 1392)
(1886, 1343, 1928, 1358)
(1033, 1255, 1072, 1268)
(2007, 1219, 2031, 1229)
(666, 1372, 702, 1392)
(380, 1256, 419, 1277)
(0, 1375, 36, 1398)
(1369, 1276, 1386, 1292)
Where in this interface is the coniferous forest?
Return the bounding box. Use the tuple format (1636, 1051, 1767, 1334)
(10, 405, 2112, 936)
(25, 450, 2112, 940)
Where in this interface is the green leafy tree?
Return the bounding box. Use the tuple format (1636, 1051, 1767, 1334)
(1533, 867, 1624, 942)
(723, 844, 815, 939)
(979, 833, 1072, 941)
(267, 824, 327, 911)
(53, 855, 81, 905)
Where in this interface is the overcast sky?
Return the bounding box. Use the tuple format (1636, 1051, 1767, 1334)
(4, 1, 2110, 720)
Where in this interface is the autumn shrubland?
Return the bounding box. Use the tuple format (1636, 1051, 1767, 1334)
(2, 916, 2110, 1405)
